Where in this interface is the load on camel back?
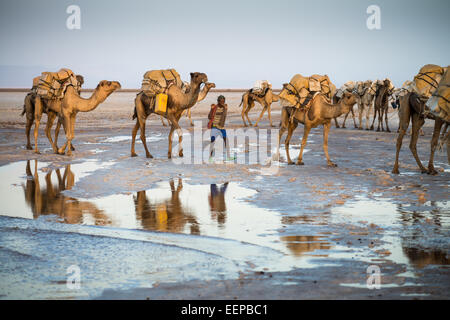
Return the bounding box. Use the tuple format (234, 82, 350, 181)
(426, 67, 450, 123)
(251, 80, 272, 96)
(279, 74, 334, 110)
(35, 68, 79, 100)
(403, 64, 446, 99)
(141, 69, 189, 115)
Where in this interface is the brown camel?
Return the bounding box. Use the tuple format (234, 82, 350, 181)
(239, 88, 280, 127)
(370, 79, 393, 132)
(33, 80, 121, 155)
(332, 87, 358, 129)
(22, 75, 84, 151)
(277, 92, 357, 166)
(392, 93, 448, 175)
(159, 81, 216, 127)
(131, 72, 209, 159)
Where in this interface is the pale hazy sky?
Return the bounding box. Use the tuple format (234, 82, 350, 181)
(0, 0, 448, 88)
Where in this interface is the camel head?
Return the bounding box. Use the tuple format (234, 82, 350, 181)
(95, 80, 121, 95)
(189, 72, 208, 86)
(205, 82, 216, 90)
(75, 75, 84, 87)
(341, 91, 357, 110)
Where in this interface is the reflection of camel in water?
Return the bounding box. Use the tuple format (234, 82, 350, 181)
(208, 182, 228, 226)
(133, 178, 199, 234)
(22, 160, 107, 224)
(281, 235, 331, 257)
(397, 202, 450, 268)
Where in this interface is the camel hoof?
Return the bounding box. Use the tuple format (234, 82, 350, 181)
(296, 161, 304, 166)
(287, 161, 295, 165)
(34, 150, 41, 154)
(168, 154, 172, 159)
(179, 151, 184, 157)
(358, 127, 363, 131)
(190, 123, 194, 127)
(70, 145, 76, 151)
(270, 125, 276, 127)
(392, 168, 400, 174)
(328, 162, 337, 167)
(386, 129, 391, 133)
(131, 152, 138, 157)
(342, 126, 346, 129)
(427, 168, 437, 175)
(146, 154, 153, 159)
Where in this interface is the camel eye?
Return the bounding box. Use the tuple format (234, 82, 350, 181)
(107, 81, 111, 86)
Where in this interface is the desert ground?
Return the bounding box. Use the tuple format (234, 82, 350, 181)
(0, 91, 448, 299)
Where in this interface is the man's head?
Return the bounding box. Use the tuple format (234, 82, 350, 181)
(217, 95, 225, 106)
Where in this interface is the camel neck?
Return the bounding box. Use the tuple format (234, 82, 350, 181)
(183, 81, 202, 109)
(68, 86, 108, 112)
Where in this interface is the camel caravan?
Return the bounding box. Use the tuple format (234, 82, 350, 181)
(22, 65, 449, 175)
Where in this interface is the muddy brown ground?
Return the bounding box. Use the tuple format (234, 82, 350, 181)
(0, 91, 448, 300)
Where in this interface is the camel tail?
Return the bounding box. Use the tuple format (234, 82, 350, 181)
(239, 95, 244, 107)
(132, 106, 137, 120)
(20, 105, 26, 116)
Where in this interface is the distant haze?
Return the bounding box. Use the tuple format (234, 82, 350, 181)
(0, 0, 448, 88)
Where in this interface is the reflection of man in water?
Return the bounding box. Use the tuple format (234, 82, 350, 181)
(208, 182, 228, 226)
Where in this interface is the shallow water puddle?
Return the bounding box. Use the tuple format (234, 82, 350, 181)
(0, 160, 337, 271)
(332, 196, 450, 275)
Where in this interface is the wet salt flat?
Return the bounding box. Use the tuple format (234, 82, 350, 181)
(0, 158, 449, 298)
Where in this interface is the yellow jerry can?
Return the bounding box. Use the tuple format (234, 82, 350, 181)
(155, 93, 168, 114)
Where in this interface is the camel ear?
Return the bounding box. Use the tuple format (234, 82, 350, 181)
(190, 72, 194, 78)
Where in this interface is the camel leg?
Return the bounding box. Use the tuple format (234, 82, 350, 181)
(284, 122, 298, 165)
(131, 119, 140, 157)
(267, 105, 274, 127)
(409, 113, 427, 173)
(65, 114, 76, 156)
(174, 120, 184, 157)
(54, 117, 73, 152)
(366, 103, 373, 130)
(241, 106, 248, 127)
(25, 111, 34, 150)
(188, 109, 193, 126)
(45, 111, 57, 153)
(167, 126, 175, 159)
(342, 112, 349, 128)
(138, 116, 153, 158)
(254, 106, 268, 127)
(334, 117, 340, 128)
(160, 116, 167, 127)
(351, 107, 357, 128)
(296, 125, 311, 165)
(57, 114, 71, 155)
(323, 122, 336, 167)
(392, 103, 411, 174)
(385, 107, 391, 132)
(427, 118, 444, 175)
(246, 101, 255, 126)
(33, 97, 44, 154)
(370, 105, 377, 130)
(357, 104, 364, 130)
(277, 108, 289, 160)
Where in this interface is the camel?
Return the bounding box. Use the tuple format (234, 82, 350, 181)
(131, 72, 210, 159)
(392, 93, 447, 175)
(353, 80, 377, 130)
(332, 85, 358, 129)
(22, 75, 84, 151)
(277, 91, 357, 166)
(370, 79, 393, 132)
(239, 88, 280, 127)
(159, 82, 216, 126)
(33, 80, 121, 155)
